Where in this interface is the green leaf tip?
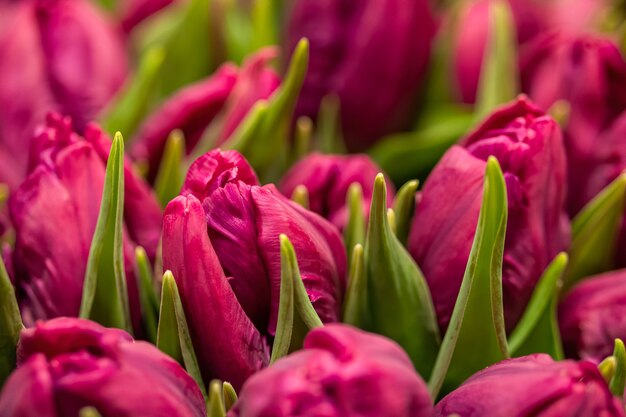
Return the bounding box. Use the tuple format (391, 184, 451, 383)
(0, 254, 24, 386)
(223, 381, 238, 412)
(600, 356, 617, 385)
(207, 380, 226, 417)
(291, 185, 310, 209)
(610, 338, 626, 397)
(393, 179, 419, 245)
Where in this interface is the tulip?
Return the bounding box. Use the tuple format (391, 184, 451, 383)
(434, 354, 625, 416)
(559, 269, 626, 362)
(228, 324, 432, 417)
(8, 113, 161, 327)
(0, 0, 127, 188)
(163, 149, 346, 389)
(285, 0, 436, 151)
(0, 317, 206, 416)
(279, 152, 395, 230)
(408, 97, 570, 332)
(131, 49, 280, 181)
(520, 32, 626, 215)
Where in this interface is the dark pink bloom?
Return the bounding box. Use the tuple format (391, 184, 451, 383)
(286, 0, 436, 151)
(408, 97, 570, 331)
(229, 324, 432, 417)
(559, 269, 626, 362)
(8, 114, 161, 328)
(131, 49, 280, 181)
(0, 0, 127, 188)
(279, 152, 395, 230)
(520, 32, 626, 215)
(162, 150, 346, 389)
(0, 317, 206, 416)
(434, 354, 624, 417)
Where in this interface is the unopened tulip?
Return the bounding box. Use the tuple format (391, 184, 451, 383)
(408, 97, 570, 331)
(162, 149, 346, 389)
(520, 32, 626, 215)
(229, 324, 432, 417)
(0, 0, 127, 188)
(286, 0, 436, 151)
(279, 152, 395, 230)
(434, 354, 624, 416)
(0, 317, 206, 416)
(131, 49, 280, 181)
(559, 269, 626, 362)
(8, 113, 161, 326)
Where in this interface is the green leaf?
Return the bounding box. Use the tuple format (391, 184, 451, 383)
(222, 0, 253, 64)
(610, 339, 626, 397)
(474, 0, 518, 120)
(101, 47, 165, 139)
(290, 185, 310, 209)
(250, 0, 279, 52)
(134, 246, 159, 344)
(79, 133, 132, 333)
(0, 255, 23, 386)
(342, 244, 367, 326)
(428, 157, 509, 398)
(226, 39, 309, 182)
(294, 116, 313, 161)
(316, 94, 346, 154)
(599, 356, 617, 384)
(361, 174, 441, 378)
(157, 271, 207, 398)
(207, 380, 226, 417)
(223, 381, 238, 412)
(79, 407, 103, 417)
(509, 253, 567, 359)
(393, 180, 419, 246)
(564, 173, 626, 290)
(154, 130, 186, 207)
(343, 183, 366, 261)
(271, 234, 324, 363)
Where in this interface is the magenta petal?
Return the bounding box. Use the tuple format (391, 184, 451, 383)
(0, 354, 56, 417)
(162, 195, 269, 390)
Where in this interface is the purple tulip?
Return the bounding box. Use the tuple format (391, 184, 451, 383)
(520, 32, 626, 215)
(559, 269, 626, 362)
(162, 150, 347, 389)
(0, 317, 206, 416)
(228, 324, 433, 417)
(8, 113, 161, 328)
(408, 97, 570, 332)
(434, 354, 625, 417)
(285, 0, 436, 151)
(279, 152, 395, 230)
(131, 49, 280, 181)
(0, 0, 128, 188)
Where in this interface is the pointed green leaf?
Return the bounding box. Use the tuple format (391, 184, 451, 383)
(271, 234, 323, 363)
(344, 183, 366, 261)
(564, 173, 626, 290)
(79, 407, 103, 417)
(343, 244, 367, 327)
(474, 0, 518, 120)
(223, 382, 238, 412)
(610, 339, 626, 397)
(290, 185, 310, 209)
(157, 271, 207, 397)
(154, 130, 186, 207)
(362, 174, 440, 378)
(251, 0, 279, 51)
(294, 116, 313, 161)
(393, 180, 419, 246)
(600, 356, 617, 384)
(0, 255, 23, 386)
(101, 47, 165, 139)
(428, 157, 509, 398)
(207, 380, 226, 417)
(317, 94, 346, 154)
(509, 253, 567, 359)
(547, 100, 571, 129)
(79, 133, 132, 333)
(135, 247, 159, 344)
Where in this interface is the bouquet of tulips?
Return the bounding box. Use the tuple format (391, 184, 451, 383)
(1, 0, 626, 415)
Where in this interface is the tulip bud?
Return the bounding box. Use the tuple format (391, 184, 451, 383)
(229, 324, 433, 417)
(408, 97, 570, 332)
(162, 149, 346, 389)
(0, 0, 127, 187)
(279, 152, 395, 230)
(520, 32, 626, 215)
(0, 317, 206, 416)
(434, 354, 625, 416)
(130, 49, 280, 181)
(285, 0, 436, 151)
(559, 269, 626, 362)
(8, 113, 161, 328)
